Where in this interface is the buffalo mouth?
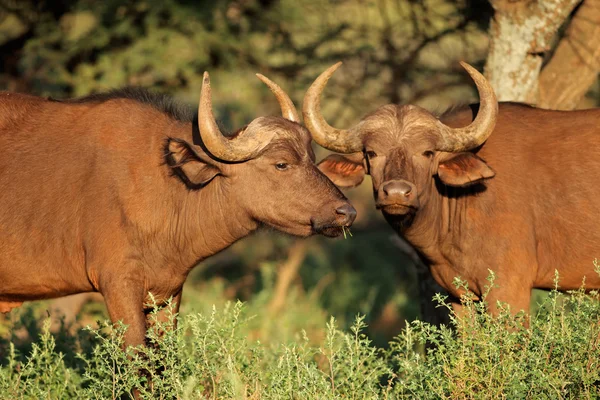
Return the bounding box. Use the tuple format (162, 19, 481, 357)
(311, 223, 347, 238)
(377, 203, 417, 216)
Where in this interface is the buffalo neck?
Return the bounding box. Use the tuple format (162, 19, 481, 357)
(159, 121, 258, 276)
(167, 179, 257, 272)
(400, 179, 471, 264)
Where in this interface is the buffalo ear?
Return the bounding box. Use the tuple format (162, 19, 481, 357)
(437, 152, 495, 187)
(318, 153, 365, 188)
(166, 139, 222, 188)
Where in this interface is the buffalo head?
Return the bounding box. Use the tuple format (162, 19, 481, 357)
(166, 72, 356, 237)
(303, 62, 497, 228)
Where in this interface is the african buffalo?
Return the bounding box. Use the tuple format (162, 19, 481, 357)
(0, 72, 356, 348)
(304, 61, 600, 314)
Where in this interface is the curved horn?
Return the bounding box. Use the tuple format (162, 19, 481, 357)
(198, 72, 274, 162)
(302, 62, 363, 154)
(436, 62, 498, 152)
(255, 73, 300, 122)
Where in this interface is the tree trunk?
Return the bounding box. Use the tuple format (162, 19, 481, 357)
(535, 0, 600, 109)
(484, 0, 581, 102)
(268, 241, 308, 316)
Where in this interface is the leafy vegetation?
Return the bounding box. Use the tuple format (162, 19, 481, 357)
(1, 271, 598, 399)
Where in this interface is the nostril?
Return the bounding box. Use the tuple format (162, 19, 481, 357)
(336, 204, 353, 215)
(383, 181, 413, 197)
(336, 204, 357, 222)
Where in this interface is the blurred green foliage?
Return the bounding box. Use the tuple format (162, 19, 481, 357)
(0, 0, 493, 126)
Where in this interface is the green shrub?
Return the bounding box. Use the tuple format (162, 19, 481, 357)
(1, 270, 599, 399)
(391, 271, 600, 399)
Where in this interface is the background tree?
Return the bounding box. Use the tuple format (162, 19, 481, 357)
(485, 0, 600, 108)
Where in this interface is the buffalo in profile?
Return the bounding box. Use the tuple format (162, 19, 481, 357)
(0, 72, 356, 348)
(305, 61, 600, 314)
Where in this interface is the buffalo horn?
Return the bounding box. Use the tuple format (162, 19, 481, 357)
(255, 73, 300, 123)
(436, 62, 498, 152)
(198, 72, 275, 162)
(302, 62, 363, 154)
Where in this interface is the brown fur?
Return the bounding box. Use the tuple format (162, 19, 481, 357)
(320, 102, 600, 314)
(0, 90, 355, 347)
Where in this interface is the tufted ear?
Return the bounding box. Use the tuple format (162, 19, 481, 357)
(317, 153, 366, 188)
(166, 139, 222, 188)
(437, 152, 495, 187)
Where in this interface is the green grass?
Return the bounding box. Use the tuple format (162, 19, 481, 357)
(0, 269, 599, 399)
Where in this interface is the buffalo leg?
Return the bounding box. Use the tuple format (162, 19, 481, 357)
(485, 284, 532, 317)
(144, 291, 182, 395)
(450, 299, 466, 319)
(449, 295, 487, 324)
(101, 276, 147, 349)
(100, 273, 147, 399)
(146, 290, 182, 338)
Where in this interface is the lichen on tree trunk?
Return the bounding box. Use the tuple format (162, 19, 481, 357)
(484, 0, 581, 102)
(535, 0, 600, 109)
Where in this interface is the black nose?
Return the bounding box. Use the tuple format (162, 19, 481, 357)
(383, 181, 413, 197)
(336, 203, 357, 224)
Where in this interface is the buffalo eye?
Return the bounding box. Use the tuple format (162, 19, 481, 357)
(422, 150, 434, 158)
(275, 162, 289, 171)
(366, 150, 377, 159)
